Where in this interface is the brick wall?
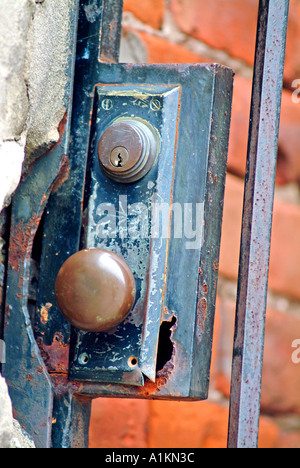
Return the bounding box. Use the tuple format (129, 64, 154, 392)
(89, 0, 300, 448)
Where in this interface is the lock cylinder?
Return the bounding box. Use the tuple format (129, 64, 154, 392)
(98, 119, 158, 183)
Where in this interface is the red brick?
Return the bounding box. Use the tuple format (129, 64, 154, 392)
(219, 175, 243, 281)
(132, 31, 300, 187)
(261, 308, 300, 414)
(226, 76, 251, 179)
(148, 400, 228, 448)
(131, 29, 212, 63)
(88, 303, 300, 447)
(219, 174, 300, 301)
(214, 297, 300, 415)
(276, 432, 300, 449)
(258, 417, 281, 449)
(227, 75, 300, 185)
(124, 0, 164, 30)
(148, 400, 280, 448)
(210, 296, 221, 385)
(170, 0, 300, 84)
(210, 297, 236, 392)
(89, 398, 149, 448)
(170, 0, 257, 65)
(277, 90, 300, 186)
(269, 199, 300, 300)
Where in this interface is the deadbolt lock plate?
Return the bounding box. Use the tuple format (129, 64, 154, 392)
(65, 64, 234, 400)
(69, 83, 181, 386)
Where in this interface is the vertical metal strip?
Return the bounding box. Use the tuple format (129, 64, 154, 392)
(47, 0, 124, 448)
(227, 0, 290, 449)
(2, 2, 80, 449)
(100, 0, 124, 63)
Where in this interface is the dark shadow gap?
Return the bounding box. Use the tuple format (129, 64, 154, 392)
(156, 316, 177, 372)
(28, 211, 45, 327)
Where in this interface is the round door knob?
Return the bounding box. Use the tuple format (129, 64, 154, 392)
(55, 249, 136, 333)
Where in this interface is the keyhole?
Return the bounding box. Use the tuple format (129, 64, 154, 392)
(110, 146, 130, 168)
(117, 153, 123, 167)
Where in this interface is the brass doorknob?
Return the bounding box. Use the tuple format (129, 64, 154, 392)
(55, 249, 136, 333)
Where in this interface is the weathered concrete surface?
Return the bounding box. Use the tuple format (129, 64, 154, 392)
(0, 1, 31, 141)
(0, 0, 33, 211)
(0, 0, 74, 211)
(0, 374, 35, 448)
(25, 0, 74, 161)
(0, 141, 26, 210)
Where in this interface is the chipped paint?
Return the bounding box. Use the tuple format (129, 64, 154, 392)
(83, 0, 103, 23)
(9, 215, 40, 273)
(36, 333, 69, 374)
(40, 303, 53, 325)
(69, 83, 181, 386)
(52, 155, 71, 193)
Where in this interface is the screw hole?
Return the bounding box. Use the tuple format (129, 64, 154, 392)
(128, 356, 138, 368)
(78, 353, 89, 366)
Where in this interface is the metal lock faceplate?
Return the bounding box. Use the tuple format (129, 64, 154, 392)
(69, 84, 180, 385)
(66, 63, 234, 400)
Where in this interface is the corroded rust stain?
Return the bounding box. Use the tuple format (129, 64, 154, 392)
(137, 361, 176, 398)
(52, 154, 71, 193)
(39, 303, 53, 325)
(9, 214, 40, 273)
(197, 297, 208, 335)
(36, 333, 69, 374)
(8, 111, 69, 273)
(139, 324, 177, 398)
(57, 111, 68, 142)
(50, 373, 80, 398)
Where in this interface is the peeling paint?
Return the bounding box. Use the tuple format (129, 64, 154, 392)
(36, 333, 69, 374)
(9, 214, 40, 273)
(39, 303, 52, 325)
(83, 0, 102, 23)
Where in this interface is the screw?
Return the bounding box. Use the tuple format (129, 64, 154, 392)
(150, 99, 161, 111)
(78, 353, 89, 365)
(102, 98, 113, 110)
(110, 146, 129, 168)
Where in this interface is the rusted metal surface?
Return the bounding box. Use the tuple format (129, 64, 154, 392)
(0, 207, 10, 350)
(2, 0, 234, 448)
(67, 64, 233, 397)
(35, 0, 125, 448)
(228, 0, 290, 449)
(69, 80, 181, 387)
(100, 0, 124, 63)
(2, 1, 81, 448)
(1, 0, 125, 449)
